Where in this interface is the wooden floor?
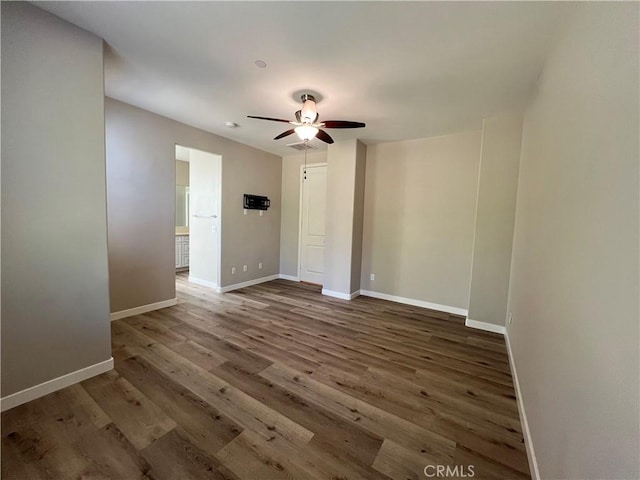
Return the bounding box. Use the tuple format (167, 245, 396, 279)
(2, 273, 530, 479)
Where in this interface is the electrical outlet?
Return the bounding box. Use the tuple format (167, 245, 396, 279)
(508, 312, 513, 325)
(258, 262, 263, 270)
(231, 267, 236, 275)
(370, 273, 375, 281)
(243, 265, 248, 272)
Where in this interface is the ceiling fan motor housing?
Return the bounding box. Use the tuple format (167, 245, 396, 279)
(300, 94, 318, 124)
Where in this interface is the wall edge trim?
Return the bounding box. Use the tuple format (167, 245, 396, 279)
(218, 274, 280, 293)
(465, 318, 506, 335)
(1, 357, 114, 412)
(321, 288, 361, 300)
(359, 290, 468, 316)
(505, 330, 541, 480)
(110, 297, 178, 321)
(278, 274, 300, 282)
(188, 276, 219, 290)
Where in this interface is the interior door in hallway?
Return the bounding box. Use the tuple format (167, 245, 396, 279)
(300, 164, 327, 285)
(188, 147, 221, 288)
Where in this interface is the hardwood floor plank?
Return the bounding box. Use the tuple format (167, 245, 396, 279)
(251, 321, 417, 378)
(372, 438, 440, 480)
(1, 383, 109, 436)
(216, 429, 320, 480)
(115, 354, 243, 456)
(260, 362, 456, 465)
(171, 323, 274, 374)
(127, 314, 188, 346)
(81, 369, 177, 450)
(302, 434, 393, 480)
(2, 274, 530, 479)
(169, 339, 229, 370)
(242, 327, 369, 377)
(115, 322, 315, 448)
(453, 444, 530, 480)
(211, 327, 322, 374)
(2, 424, 87, 479)
(70, 423, 154, 479)
(212, 361, 384, 468)
(411, 367, 518, 409)
(141, 428, 230, 480)
(426, 415, 530, 475)
(0, 438, 41, 480)
(138, 308, 184, 329)
(287, 307, 514, 383)
(360, 368, 523, 432)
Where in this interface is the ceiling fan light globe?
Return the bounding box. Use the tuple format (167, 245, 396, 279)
(300, 99, 317, 123)
(294, 125, 318, 141)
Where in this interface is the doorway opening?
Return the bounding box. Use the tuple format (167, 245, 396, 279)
(174, 144, 222, 290)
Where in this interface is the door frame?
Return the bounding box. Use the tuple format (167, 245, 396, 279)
(176, 144, 223, 290)
(297, 162, 328, 283)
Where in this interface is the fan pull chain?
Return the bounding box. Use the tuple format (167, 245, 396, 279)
(303, 140, 308, 180)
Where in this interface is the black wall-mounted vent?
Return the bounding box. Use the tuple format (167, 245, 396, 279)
(243, 194, 270, 210)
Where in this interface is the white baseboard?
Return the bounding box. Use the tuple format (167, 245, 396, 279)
(110, 297, 178, 321)
(1, 357, 114, 412)
(188, 276, 219, 290)
(465, 318, 506, 335)
(505, 331, 540, 480)
(359, 290, 468, 316)
(321, 288, 361, 300)
(218, 274, 280, 293)
(278, 274, 300, 282)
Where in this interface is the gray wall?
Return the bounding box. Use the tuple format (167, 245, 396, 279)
(467, 114, 522, 327)
(349, 141, 367, 293)
(106, 98, 281, 312)
(176, 160, 189, 186)
(324, 140, 367, 296)
(360, 131, 481, 310)
(279, 151, 327, 278)
(507, 3, 639, 479)
(1, 2, 111, 396)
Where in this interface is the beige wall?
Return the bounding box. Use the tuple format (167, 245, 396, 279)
(467, 114, 522, 327)
(350, 141, 367, 292)
(360, 131, 481, 311)
(324, 140, 367, 296)
(1, 3, 111, 396)
(106, 98, 281, 312)
(279, 150, 327, 278)
(176, 160, 189, 186)
(507, 3, 639, 479)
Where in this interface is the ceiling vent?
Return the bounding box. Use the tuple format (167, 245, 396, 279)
(287, 143, 317, 151)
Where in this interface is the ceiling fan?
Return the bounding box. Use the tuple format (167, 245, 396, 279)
(248, 94, 365, 145)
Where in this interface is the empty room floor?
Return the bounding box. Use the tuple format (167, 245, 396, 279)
(2, 274, 530, 479)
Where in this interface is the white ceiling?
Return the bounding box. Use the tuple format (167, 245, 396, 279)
(36, 1, 575, 157)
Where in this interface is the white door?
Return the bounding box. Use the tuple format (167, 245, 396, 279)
(300, 164, 327, 284)
(187, 147, 222, 287)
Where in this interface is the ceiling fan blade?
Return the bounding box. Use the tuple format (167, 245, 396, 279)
(316, 129, 334, 144)
(248, 115, 291, 123)
(274, 129, 295, 140)
(322, 120, 366, 129)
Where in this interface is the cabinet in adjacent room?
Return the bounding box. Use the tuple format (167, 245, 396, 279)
(175, 235, 189, 269)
